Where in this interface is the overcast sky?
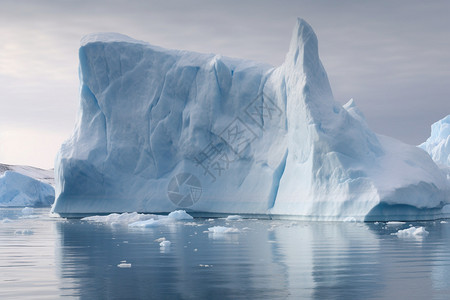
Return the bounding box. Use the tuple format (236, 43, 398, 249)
(1, 0, 449, 169)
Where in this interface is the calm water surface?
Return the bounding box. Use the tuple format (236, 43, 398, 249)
(1, 208, 450, 299)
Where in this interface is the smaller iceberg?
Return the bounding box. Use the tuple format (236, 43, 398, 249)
(0, 171, 55, 207)
(420, 114, 450, 169)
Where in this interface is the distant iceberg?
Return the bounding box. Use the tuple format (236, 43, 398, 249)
(0, 170, 54, 207)
(51, 18, 450, 220)
(419, 115, 450, 169)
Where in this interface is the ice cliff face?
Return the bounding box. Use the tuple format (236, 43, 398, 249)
(52, 19, 450, 220)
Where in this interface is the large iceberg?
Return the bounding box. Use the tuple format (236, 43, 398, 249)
(52, 19, 450, 220)
(0, 164, 55, 207)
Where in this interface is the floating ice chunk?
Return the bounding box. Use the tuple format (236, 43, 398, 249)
(1, 218, 13, 223)
(168, 210, 193, 220)
(82, 212, 155, 225)
(386, 221, 406, 226)
(129, 218, 163, 228)
(117, 262, 131, 268)
(154, 237, 166, 242)
(183, 222, 201, 226)
(207, 226, 240, 234)
(21, 207, 34, 215)
(343, 217, 357, 222)
(392, 226, 429, 238)
(226, 215, 242, 221)
(440, 220, 448, 224)
(160, 240, 171, 247)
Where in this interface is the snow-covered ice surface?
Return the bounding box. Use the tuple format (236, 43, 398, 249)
(0, 171, 54, 207)
(52, 18, 449, 221)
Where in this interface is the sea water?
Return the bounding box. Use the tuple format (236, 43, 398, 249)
(1, 208, 450, 299)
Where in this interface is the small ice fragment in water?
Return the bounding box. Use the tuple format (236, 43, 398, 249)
(207, 226, 240, 234)
(117, 262, 132, 268)
(343, 217, 356, 222)
(160, 240, 171, 247)
(392, 226, 429, 238)
(168, 210, 193, 220)
(129, 219, 162, 228)
(21, 207, 34, 215)
(386, 221, 406, 226)
(226, 215, 242, 221)
(154, 237, 166, 243)
(441, 220, 448, 224)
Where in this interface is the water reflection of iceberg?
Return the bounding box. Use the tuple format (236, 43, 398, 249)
(55, 219, 450, 299)
(55, 220, 290, 298)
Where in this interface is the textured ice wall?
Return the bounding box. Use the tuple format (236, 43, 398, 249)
(52, 19, 449, 220)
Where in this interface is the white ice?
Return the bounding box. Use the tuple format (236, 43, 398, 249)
(392, 226, 429, 238)
(207, 226, 240, 234)
(225, 215, 242, 221)
(82, 210, 193, 228)
(159, 240, 171, 247)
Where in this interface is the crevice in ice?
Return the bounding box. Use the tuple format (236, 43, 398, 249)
(267, 149, 288, 209)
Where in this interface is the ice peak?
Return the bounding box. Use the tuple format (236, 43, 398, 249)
(285, 18, 320, 67)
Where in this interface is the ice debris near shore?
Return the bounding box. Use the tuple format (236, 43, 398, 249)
(52, 18, 449, 221)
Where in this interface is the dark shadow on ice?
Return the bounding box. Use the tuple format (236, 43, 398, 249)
(365, 203, 444, 222)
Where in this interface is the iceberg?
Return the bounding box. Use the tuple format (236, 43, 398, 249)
(0, 171, 54, 207)
(52, 18, 450, 221)
(0, 163, 54, 185)
(419, 115, 450, 169)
